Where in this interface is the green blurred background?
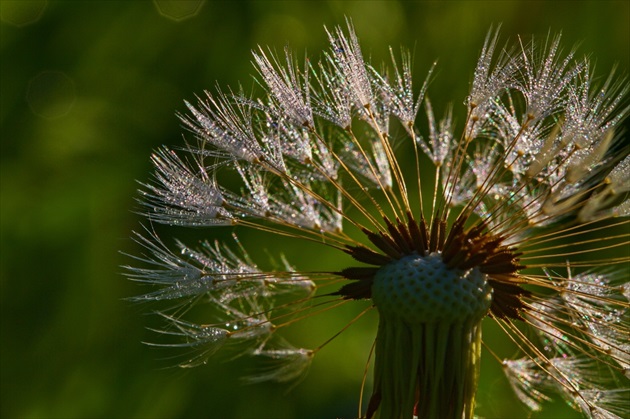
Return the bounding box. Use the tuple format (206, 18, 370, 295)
(1, 1, 628, 418)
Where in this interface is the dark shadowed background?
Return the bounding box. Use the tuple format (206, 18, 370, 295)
(1, 1, 628, 418)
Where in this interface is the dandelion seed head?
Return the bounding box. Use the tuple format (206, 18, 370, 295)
(127, 22, 629, 419)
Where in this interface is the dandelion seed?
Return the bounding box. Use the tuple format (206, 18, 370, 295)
(325, 21, 374, 114)
(503, 358, 552, 411)
(127, 22, 630, 419)
(252, 46, 314, 128)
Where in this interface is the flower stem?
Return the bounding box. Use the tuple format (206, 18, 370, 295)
(369, 317, 484, 419)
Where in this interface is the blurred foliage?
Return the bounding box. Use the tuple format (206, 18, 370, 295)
(1, 1, 627, 418)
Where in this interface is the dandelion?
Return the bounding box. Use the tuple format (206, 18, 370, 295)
(126, 21, 630, 419)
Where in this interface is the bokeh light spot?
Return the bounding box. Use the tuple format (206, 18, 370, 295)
(26, 71, 76, 119)
(0, 0, 47, 27)
(153, 0, 204, 22)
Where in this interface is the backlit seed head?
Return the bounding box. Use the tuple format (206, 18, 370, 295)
(126, 21, 630, 419)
